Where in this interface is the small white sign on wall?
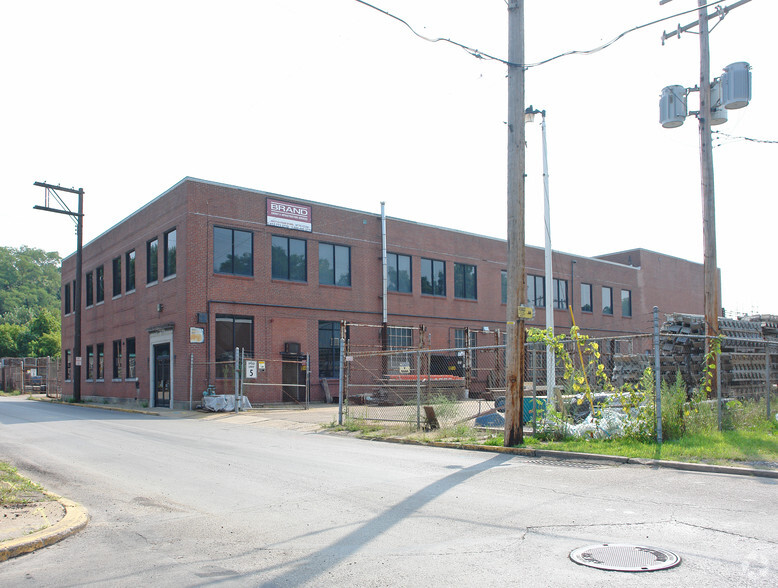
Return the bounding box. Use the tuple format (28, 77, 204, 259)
(245, 360, 258, 379)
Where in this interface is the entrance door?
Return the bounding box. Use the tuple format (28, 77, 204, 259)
(153, 343, 171, 408)
(281, 353, 305, 402)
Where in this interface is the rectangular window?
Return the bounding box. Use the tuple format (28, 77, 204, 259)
(421, 258, 446, 297)
(86, 345, 94, 380)
(164, 228, 177, 277)
(581, 283, 593, 313)
(112, 340, 122, 380)
(213, 226, 253, 276)
(387, 326, 414, 373)
(527, 274, 545, 307)
(318, 321, 342, 378)
(501, 270, 507, 304)
(146, 238, 158, 284)
(64, 282, 71, 315)
(621, 289, 632, 318)
(215, 315, 254, 378)
(126, 250, 136, 292)
(272, 236, 307, 282)
(96, 343, 104, 380)
(318, 243, 351, 287)
(96, 265, 104, 303)
(85, 271, 94, 307)
(454, 262, 477, 300)
(112, 256, 121, 297)
(553, 278, 568, 310)
(65, 349, 72, 381)
(602, 286, 613, 315)
(126, 338, 136, 379)
(454, 328, 478, 369)
(72, 280, 76, 312)
(387, 252, 412, 293)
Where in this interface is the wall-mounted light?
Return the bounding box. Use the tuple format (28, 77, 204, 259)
(157, 303, 163, 312)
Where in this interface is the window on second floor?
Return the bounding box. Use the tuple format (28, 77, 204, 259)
(95, 265, 104, 303)
(214, 227, 253, 276)
(454, 262, 477, 300)
(527, 274, 544, 307)
(64, 282, 71, 314)
(85, 271, 93, 307)
(319, 243, 351, 287)
(126, 250, 136, 292)
(147, 238, 159, 284)
(112, 256, 121, 297)
(387, 252, 412, 293)
(552, 278, 568, 310)
(164, 228, 177, 277)
(501, 270, 507, 304)
(421, 258, 446, 297)
(581, 283, 593, 313)
(272, 236, 307, 282)
(602, 286, 613, 315)
(621, 289, 632, 318)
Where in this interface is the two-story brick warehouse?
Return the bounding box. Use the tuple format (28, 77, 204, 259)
(60, 177, 708, 409)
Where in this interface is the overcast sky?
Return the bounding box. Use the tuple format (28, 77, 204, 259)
(2, 1, 775, 316)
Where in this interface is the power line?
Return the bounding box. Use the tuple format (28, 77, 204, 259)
(713, 130, 778, 145)
(354, 0, 732, 68)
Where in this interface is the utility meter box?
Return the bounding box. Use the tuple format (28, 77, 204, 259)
(660, 85, 687, 128)
(721, 61, 751, 109)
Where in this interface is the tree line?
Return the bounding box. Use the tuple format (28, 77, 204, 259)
(0, 246, 61, 358)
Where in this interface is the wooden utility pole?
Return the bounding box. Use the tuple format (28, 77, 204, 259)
(698, 0, 720, 383)
(504, 0, 527, 447)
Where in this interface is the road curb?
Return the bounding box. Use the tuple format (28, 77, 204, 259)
(29, 396, 160, 416)
(0, 494, 89, 562)
(374, 436, 778, 478)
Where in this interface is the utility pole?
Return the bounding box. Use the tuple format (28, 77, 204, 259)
(504, 0, 527, 447)
(34, 182, 84, 402)
(697, 0, 720, 379)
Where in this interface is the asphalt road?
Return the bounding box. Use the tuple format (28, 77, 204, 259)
(0, 397, 775, 587)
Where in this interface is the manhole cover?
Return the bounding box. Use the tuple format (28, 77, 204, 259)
(570, 543, 681, 572)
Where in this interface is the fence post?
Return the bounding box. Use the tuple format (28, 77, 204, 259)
(654, 307, 662, 444)
(716, 346, 722, 431)
(338, 337, 345, 425)
(416, 349, 421, 430)
(234, 346, 240, 414)
(189, 353, 194, 411)
(766, 342, 771, 420)
(305, 353, 310, 409)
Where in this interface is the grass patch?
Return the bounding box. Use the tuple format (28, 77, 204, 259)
(0, 462, 52, 505)
(0, 390, 24, 397)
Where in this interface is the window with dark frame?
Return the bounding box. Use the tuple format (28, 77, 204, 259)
(164, 228, 177, 277)
(96, 343, 104, 380)
(318, 321, 343, 378)
(65, 349, 72, 381)
(501, 270, 507, 304)
(126, 250, 136, 292)
(387, 326, 414, 372)
(147, 238, 158, 284)
(112, 256, 121, 297)
(126, 338, 136, 379)
(602, 286, 613, 315)
(272, 235, 307, 282)
(85, 271, 93, 307)
(581, 283, 593, 313)
(421, 258, 446, 297)
(213, 226, 253, 276)
(64, 282, 71, 314)
(553, 278, 568, 310)
(112, 340, 122, 380)
(621, 289, 632, 318)
(527, 274, 545, 307)
(318, 243, 351, 287)
(96, 265, 104, 303)
(454, 328, 478, 368)
(215, 315, 254, 378)
(387, 252, 412, 293)
(454, 262, 477, 300)
(86, 345, 94, 380)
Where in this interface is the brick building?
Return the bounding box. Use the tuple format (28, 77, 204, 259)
(60, 177, 708, 408)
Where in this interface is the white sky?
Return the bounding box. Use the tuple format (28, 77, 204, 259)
(2, 1, 775, 316)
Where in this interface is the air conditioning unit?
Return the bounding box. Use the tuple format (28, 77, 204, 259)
(284, 342, 301, 354)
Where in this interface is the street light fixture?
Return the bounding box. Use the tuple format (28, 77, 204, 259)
(525, 105, 555, 400)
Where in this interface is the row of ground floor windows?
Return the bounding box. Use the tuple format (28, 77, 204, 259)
(64, 338, 136, 381)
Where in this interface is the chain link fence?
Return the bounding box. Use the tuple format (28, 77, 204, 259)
(1, 357, 61, 398)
